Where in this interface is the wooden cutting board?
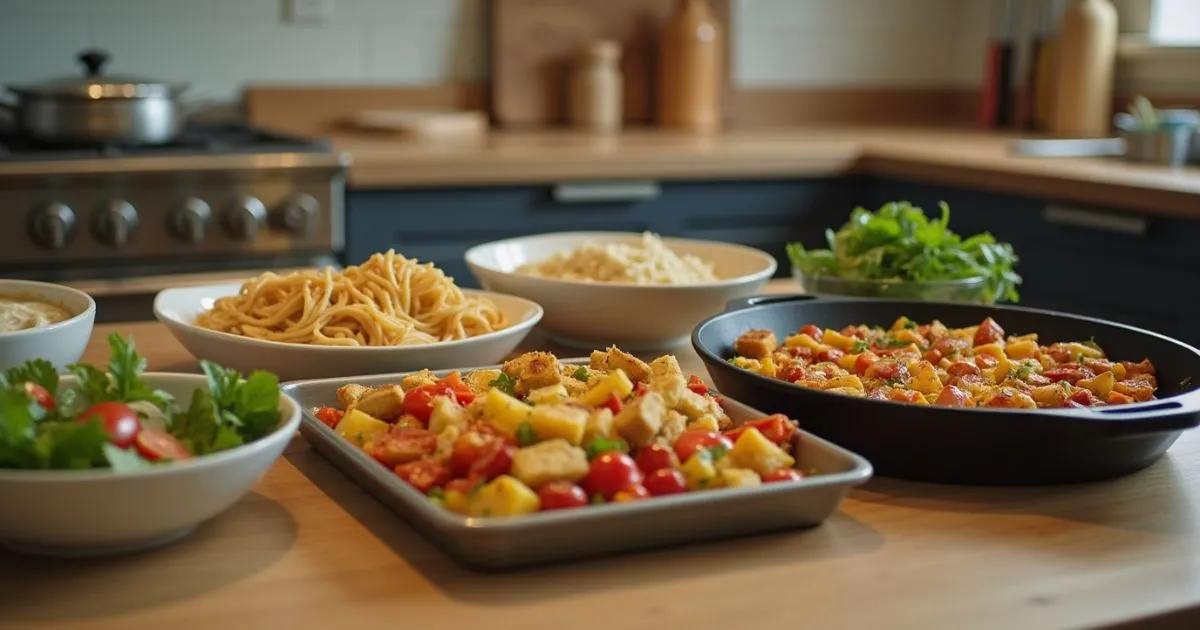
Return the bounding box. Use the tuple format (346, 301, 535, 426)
(490, 0, 732, 128)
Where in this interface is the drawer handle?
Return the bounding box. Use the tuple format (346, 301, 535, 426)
(552, 181, 661, 204)
(1042, 206, 1149, 236)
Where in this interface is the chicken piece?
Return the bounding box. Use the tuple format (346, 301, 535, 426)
(335, 383, 369, 409)
(648, 355, 687, 407)
(604, 346, 651, 382)
(502, 351, 563, 395)
(676, 389, 732, 429)
(659, 410, 688, 446)
(351, 384, 406, 421)
(584, 407, 615, 444)
(561, 363, 605, 383)
(464, 369, 504, 396)
(589, 350, 611, 371)
(428, 395, 469, 435)
(613, 391, 666, 448)
(734, 329, 779, 359)
(400, 369, 438, 390)
(561, 377, 589, 399)
(510, 439, 590, 488)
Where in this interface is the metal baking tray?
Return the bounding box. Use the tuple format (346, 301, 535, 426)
(282, 361, 873, 572)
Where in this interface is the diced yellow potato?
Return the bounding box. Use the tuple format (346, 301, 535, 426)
(1112, 363, 1127, 380)
(529, 404, 588, 445)
(908, 361, 942, 395)
(1004, 339, 1039, 360)
(1067, 342, 1105, 360)
(824, 386, 867, 397)
(428, 396, 468, 435)
(974, 343, 1006, 360)
(444, 489, 470, 514)
(583, 408, 615, 444)
(687, 415, 721, 432)
(727, 427, 795, 476)
(823, 375, 865, 391)
(578, 369, 635, 407)
(720, 467, 762, 489)
(836, 353, 859, 371)
(510, 439, 589, 488)
(731, 357, 761, 371)
(822, 328, 857, 352)
(757, 356, 778, 378)
(334, 409, 391, 449)
(1031, 383, 1070, 407)
(467, 475, 541, 517)
(1079, 371, 1116, 397)
(680, 452, 719, 490)
(483, 388, 534, 436)
(890, 316, 913, 331)
(1010, 333, 1038, 343)
(784, 333, 822, 351)
(527, 383, 569, 406)
(893, 328, 924, 344)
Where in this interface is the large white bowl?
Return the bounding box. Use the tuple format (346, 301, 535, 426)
(0, 280, 96, 373)
(0, 373, 301, 557)
(465, 232, 778, 350)
(154, 282, 543, 381)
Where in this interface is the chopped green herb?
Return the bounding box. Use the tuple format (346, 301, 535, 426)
(585, 436, 630, 460)
(1007, 360, 1035, 381)
(726, 357, 739, 365)
(1180, 377, 1194, 391)
(1, 359, 60, 397)
(875, 336, 913, 349)
(884, 376, 906, 387)
(428, 487, 446, 500)
(703, 444, 729, 461)
(697, 478, 711, 489)
(903, 319, 918, 329)
(590, 494, 606, 504)
(851, 340, 870, 354)
(489, 373, 518, 397)
(571, 367, 590, 382)
(170, 361, 281, 455)
(515, 420, 539, 446)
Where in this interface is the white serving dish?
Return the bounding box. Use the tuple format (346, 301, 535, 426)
(465, 232, 777, 350)
(154, 282, 543, 381)
(0, 280, 96, 373)
(0, 373, 301, 557)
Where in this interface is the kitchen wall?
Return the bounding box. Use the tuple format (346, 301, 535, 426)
(0, 0, 990, 103)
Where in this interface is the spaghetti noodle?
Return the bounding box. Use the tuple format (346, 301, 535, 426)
(196, 250, 508, 346)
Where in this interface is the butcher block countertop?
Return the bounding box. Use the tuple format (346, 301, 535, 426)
(6, 280, 1200, 630)
(334, 127, 1200, 218)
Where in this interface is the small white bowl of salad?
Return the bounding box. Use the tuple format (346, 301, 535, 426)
(0, 333, 301, 557)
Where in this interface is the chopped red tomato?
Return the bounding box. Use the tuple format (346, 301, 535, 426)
(933, 385, 971, 407)
(973, 317, 1005, 347)
(134, 429, 191, 462)
(314, 406, 343, 429)
(686, 375, 708, 395)
(401, 374, 476, 424)
(449, 431, 495, 477)
(469, 440, 515, 480)
(762, 469, 805, 483)
(634, 443, 677, 474)
(538, 481, 588, 510)
(23, 382, 55, 411)
(395, 460, 451, 494)
(888, 389, 926, 404)
(1069, 389, 1099, 407)
(436, 372, 476, 405)
(1043, 366, 1089, 385)
(633, 381, 649, 397)
(673, 430, 733, 463)
(816, 348, 844, 362)
(445, 477, 482, 495)
(80, 402, 142, 449)
(798, 324, 822, 341)
(946, 361, 980, 379)
(865, 360, 904, 381)
(371, 428, 437, 467)
(600, 393, 623, 415)
(853, 353, 879, 375)
(788, 346, 814, 359)
(613, 483, 651, 503)
(923, 349, 944, 364)
(723, 414, 796, 446)
(779, 365, 807, 383)
(974, 354, 999, 369)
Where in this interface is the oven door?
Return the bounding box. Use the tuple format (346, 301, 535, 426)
(60, 255, 341, 323)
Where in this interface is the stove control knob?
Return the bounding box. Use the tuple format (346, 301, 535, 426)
(172, 198, 212, 244)
(92, 199, 139, 248)
(223, 196, 267, 241)
(29, 202, 77, 251)
(278, 193, 320, 236)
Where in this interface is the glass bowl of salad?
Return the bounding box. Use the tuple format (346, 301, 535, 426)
(788, 201, 1022, 305)
(0, 334, 300, 557)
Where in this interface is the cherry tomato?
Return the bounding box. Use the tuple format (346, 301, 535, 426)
(853, 353, 879, 375)
(973, 317, 1005, 347)
(815, 348, 844, 363)
(613, 483, 651, 503)
(600, 393, 623, 415)
(470, 441, 515, 481)
(469, 421, 517, 446)
(134, 429, 191, 462)
(866, 361, 904, 381)
(371, 428, 437, 467)
(643, 468, 687, 496)
(445, 477, 482, 495)
(922, 349, 944, 364)
(395, 460, 451, 494)
(946, 361, 981, 378)
(798, 324, 822, 341)
(79, 401, 143, 449)
(313, 406, 343, 429)
(723, 414, 796, 446)
(933, 385, 971, 407)
(538, 481, 589, 510)
(686, 375, 709, 395)
(778, 365, 807, 383)
(974, 354, 1000, 369)
(22, 382, 55, 411)
(449, 432, 495, 477)
(435, 372, 476, 406)
(1069, 388, 1099, 407)
(401, 386, 441, 424)
(762, 468, 805, 483)
(582, 452, 642, 500)
(634, 443, 678, 474)
(673, 430, 733, 464)
(1043, 367, 1089, 385)
(888, 389, 926, 404)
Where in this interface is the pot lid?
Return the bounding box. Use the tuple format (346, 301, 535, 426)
(8, 50, 187, 99)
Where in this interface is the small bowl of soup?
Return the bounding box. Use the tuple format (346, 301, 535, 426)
(0, 280, 95, 373)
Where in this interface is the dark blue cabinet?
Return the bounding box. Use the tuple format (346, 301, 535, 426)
(346, 179, 851, 288)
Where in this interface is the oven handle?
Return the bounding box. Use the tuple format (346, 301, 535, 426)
(64, 259, 341, 297)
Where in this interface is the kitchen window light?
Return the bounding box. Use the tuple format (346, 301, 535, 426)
(1148, 0, 1200, 44)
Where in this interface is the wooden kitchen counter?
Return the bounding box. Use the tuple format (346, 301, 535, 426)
(335, 126, 1200, 219)
(5, 281, 1200, 630)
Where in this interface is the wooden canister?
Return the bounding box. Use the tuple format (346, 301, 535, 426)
(568, 40, 623, 132)
(657, 0, 722, 132)
(1049, 0, 1119, 137)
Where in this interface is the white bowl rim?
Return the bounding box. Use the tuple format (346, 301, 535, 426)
(153, 284, 544, 354)
(0, 373, 302, 482)
(464, 231, 779, 291)
(0, 280, 96, 339)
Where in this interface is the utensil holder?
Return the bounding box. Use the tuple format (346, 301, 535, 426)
(1120, 125, 1195, 167)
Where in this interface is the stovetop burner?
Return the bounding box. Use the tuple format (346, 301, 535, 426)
(0, 123, 332, 162)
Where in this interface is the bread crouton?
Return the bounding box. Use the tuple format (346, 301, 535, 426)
(734, 329, 779, 359)
(336, 383, 370, 409)
(510, 439, 589, 488)
(604, 346, 651, 382)
(648, 355, 687, 407)
(351, 385, 406, 420)
(400, 370, 438, 390)
(464, 369, 503, 395)
(502, 351, 563, 395)
(613, 391, 666, 447)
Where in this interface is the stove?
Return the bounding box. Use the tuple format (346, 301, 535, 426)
(0, 123, 349, 322)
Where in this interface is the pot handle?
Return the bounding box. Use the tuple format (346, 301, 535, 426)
(723, 293, 822, 312)
(1066, 394, 1200, 435)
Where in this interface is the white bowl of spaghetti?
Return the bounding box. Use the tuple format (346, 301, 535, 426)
(153, 251, 543, 381)
(465, 232, 777, 350)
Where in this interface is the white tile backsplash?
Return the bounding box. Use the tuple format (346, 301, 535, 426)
(0, 0, 992, 101)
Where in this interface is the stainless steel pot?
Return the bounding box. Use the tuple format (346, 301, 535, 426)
(2, 49, 189, 146)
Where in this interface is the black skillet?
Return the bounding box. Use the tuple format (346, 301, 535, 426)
(691, 294, 1200, 486)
